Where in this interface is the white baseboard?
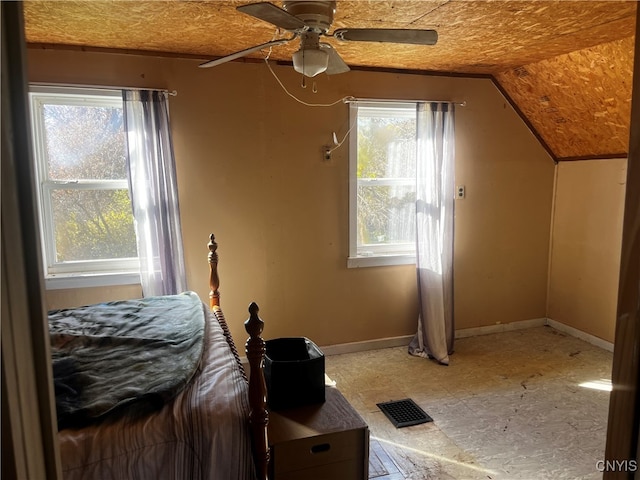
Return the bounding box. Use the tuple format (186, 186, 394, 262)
(239, 335, 414, 364)
(455, 318, 547, 339)
(545, 318, 614, 352)
(239, 318, 612, 363)
(320, 335, 415, 356)
(321, 318, 548, 356)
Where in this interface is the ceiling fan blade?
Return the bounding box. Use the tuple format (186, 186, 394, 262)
(237, 2, 306, 31)
(333, 28, 438, 46)
(320, 43, 350, 75)
(199, 38, 292, 68)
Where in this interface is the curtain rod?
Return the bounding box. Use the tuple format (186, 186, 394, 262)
(344, 97, 465, 106)
(30, 81, 178, 96)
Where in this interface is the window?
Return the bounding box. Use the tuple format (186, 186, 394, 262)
(29, 86, 139, 288)
(348, 101, 418, 268)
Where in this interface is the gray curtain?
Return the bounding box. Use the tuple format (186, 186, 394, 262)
(409, 102, 455, 365)
(123, 90, 187, 296)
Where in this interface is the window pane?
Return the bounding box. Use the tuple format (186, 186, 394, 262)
(355, 104, 417, 256)
(42, 103, 126, 180)
(51, 189, 137, 262)
(357, 184, 416, 248)
(357, 113, 416, 179)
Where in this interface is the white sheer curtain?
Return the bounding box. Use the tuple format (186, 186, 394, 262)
(408, 102, 455, 365)
(123, 90, 187, 297)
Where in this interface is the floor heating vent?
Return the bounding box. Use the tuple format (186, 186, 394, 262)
(376, 398, 433, 428)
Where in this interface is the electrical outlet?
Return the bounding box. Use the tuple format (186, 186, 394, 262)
(456, 185, 465, 199)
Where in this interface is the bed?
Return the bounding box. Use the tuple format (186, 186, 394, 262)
(50, 234, 269, 480)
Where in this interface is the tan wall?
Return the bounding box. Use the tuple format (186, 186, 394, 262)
(46, 284, 143, 311)
(453, 82, 555, 329)
(28, 48, 554, 347)
(547, 159, 627, 343)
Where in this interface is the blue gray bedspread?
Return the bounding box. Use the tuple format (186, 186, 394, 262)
(49, 291, 205, 429)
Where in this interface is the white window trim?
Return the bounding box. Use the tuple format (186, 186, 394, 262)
(29, 85, 140, 289)
(45, 272, 141, 290)
(347, 101, 417, 268)
(347, 254, 416, 268)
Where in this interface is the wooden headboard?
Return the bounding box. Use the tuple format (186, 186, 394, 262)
(207, 234, 269, 479)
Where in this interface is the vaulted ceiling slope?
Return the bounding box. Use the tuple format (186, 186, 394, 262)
(23, 1, 637, 160)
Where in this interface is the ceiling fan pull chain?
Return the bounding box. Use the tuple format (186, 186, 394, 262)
(301, 75, 307, 89)
(312, 81, 318, 94)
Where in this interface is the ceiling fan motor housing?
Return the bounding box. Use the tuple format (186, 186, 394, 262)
(283, 1, 336, 33)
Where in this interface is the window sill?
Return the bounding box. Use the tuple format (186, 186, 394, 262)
(347, 254, 416, 268)
(45, 272, 141, 290)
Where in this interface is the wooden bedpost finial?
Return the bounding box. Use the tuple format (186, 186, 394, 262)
(208, 233, 220, 309)
(244, 302, 269, 480)
(245, 302, 264, 337)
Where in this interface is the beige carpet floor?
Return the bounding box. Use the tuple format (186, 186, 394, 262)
(324, 326, 613, 480)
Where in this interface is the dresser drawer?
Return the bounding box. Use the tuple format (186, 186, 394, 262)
(275, 459, 365, 480)
(271, 428, 367, 475)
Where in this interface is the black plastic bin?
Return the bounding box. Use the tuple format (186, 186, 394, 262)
(264, 337, 325, 410)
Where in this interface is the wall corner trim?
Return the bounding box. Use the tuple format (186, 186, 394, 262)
(490, 75, 557, 163)
(546, 318, 614, 352)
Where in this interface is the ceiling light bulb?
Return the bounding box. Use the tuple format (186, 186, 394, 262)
(292, 48, 329, 77)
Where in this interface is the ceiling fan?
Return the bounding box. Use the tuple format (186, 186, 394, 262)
(199, 1, 438, 77)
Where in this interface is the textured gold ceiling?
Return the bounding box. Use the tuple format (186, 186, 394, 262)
(23, 1, 638, 159)
(23, 1, 636, 75)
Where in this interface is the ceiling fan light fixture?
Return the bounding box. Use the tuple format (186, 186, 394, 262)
(292, 47, 329, 77)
